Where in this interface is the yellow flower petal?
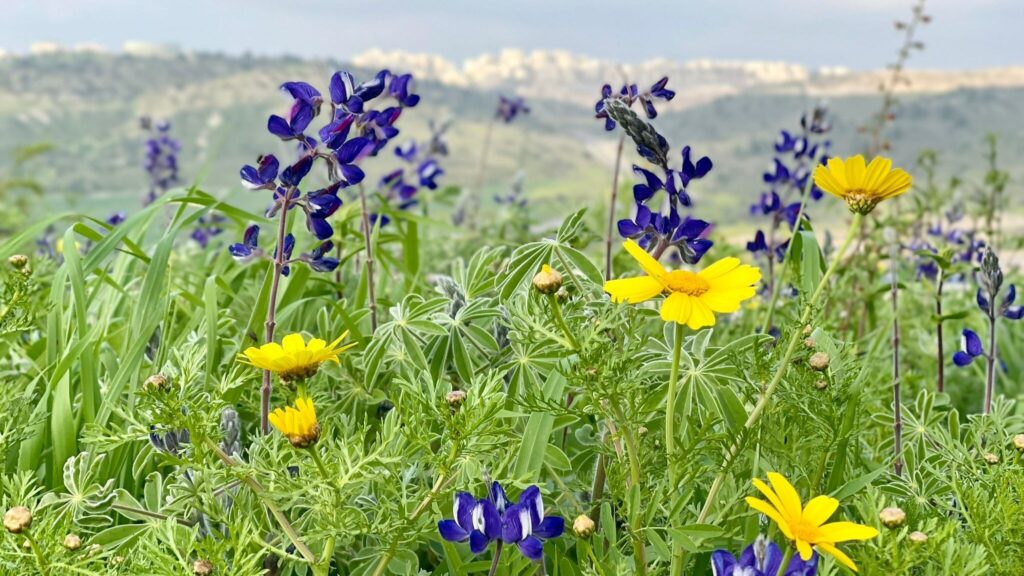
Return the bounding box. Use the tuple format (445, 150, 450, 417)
(844, 155, 866, 190)
(659, 292, 692, 324)
(817, 521, 879, 543)
(767, 472, 803, 519)
(704, 263, 761, 291)
(802, 495, 839, 527)
(605, 276, 665, 304)
(862, 157, 892, 192)
(697, 256, 740, 280)
(686, 297, 715, 330)
(752, 478, 788, 521)
(282, 333, 305, 352)
(745, 497, 793, 540)
(816, 542, 859, 573)
(623, 240, 667, 282)
(796, 539, 814, 561)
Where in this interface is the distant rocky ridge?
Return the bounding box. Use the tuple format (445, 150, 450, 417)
(353, 48, 1024, 109)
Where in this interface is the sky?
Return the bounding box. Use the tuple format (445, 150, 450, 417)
(2, 0, 1020, 69)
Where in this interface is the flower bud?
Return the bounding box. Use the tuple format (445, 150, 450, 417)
(1012, 434, 1024, 453)
(803, 337, 816, 349)
(983, 452, 999, 465)
(808, 352, 830, 371)
(572, 514, 596, 539)
(142, 373, 169, 393)
(64, 533, 82, 550)
(908, 530, 928, 544)
(814, 379, 828, 390)
(879, 506, 906, 528)
(87, 543, 102, 556)
(193, 559, 214, 575)
(3, 506, 31, 534)
(802, 325, 813, 336)
(8, 254, 29, 269)
(446, 390, 467, 408)
(532, 264, 563, 295)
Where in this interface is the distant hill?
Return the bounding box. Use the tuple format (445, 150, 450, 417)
(0, 51, 1020, 226)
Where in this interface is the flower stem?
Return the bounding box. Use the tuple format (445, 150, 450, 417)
(984, 310, 998, 414)
(547, 294, 579, 350)
(759, 177, 813, 334)
(262, 187, 294, 435)
(357, 183, 378, 333)
(205, 438, 317, 566)
(607, 400, 646, 576)
(487, 541, 504, 576)
(23, 531, 48, 576)
(604, 133, 626, 280)
(889, 233, 903, 477)
(665, 322, 685, 465)
(370, 473, 449, 576)
(694, 212, 862, 529)
(935, 270, 945, 393)
(308, 447, 331, 480)
(775, 545, 794, 576)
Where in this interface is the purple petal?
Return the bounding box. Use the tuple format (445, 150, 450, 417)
(267, 115, 294, 139)
(438, 519, 469, 543)
(952, 351, 975, 367)
(711, 550, 738, 576)
(533, 516, 564, 539)
(491, 481, 510, 514)
(962, 328, 984, 356)
(469, 530, 491, 554)
(518, 486, 543, 526)
(517, 536, 543, 561)
(454, 492, 476, 532)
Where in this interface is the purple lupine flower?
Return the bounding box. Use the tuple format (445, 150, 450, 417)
(615, 143, 715, 262)
(240, 155, 280, 190)
(229, 225, 262, 263)
(711, 536, 818, 576)
(232, 69, 419, 273)
(300, 240, 340, 272)
(952, 328, 985, 366)
(496, 95, 529, 123)
(276, 233, 295, 277)
(417, 159, 444, 190)
(268, 100, 316, 141)
(106, 212, 126, 226)
(747, 104, 831, 269)
(500, 485, 564, 561)
(595, 77, 675, 130)
(191, 213, 226, 248)
(438, 489, 503, 554)
(304, 183, 343, 240)
(140, 117, 181, 205)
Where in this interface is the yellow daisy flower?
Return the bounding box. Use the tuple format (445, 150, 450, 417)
(604, 240, 760, 329)
(268, 396, 320, 448)
(812, 155, 912, 214)
(745, 472, 879, 572)
(239, 332, 355, 382)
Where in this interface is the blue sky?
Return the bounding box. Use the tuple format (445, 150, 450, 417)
(3, 0, 1018, 69)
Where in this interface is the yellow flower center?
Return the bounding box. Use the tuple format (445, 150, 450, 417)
(664, 270, 709, 296)
(789, 518, 822, 544)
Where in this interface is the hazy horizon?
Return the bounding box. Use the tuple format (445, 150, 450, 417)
(2, 0, 1021, 70)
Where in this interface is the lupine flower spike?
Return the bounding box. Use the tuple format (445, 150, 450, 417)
(239, 332, 355, 382)
(605, 240, 760, 328)
(745, 473, 878, 572)
(812, 155, 912, 215)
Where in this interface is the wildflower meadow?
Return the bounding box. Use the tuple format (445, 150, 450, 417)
(0, 2, 1022, 575)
